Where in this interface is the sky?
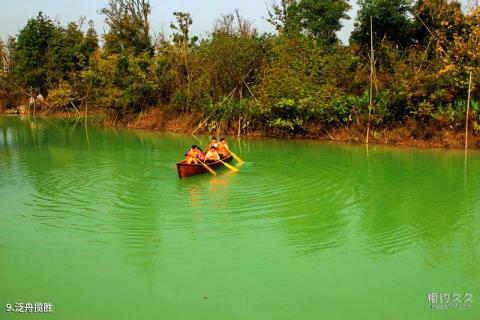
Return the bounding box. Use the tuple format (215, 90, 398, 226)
(0, 0, 471, 44)
(0, 0, 359, 44)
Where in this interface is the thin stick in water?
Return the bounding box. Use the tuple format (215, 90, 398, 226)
(465, 72, 473, 149)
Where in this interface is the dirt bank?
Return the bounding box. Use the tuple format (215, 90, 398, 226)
(115, 108, 480, 150)
(3, 107, 480, 149)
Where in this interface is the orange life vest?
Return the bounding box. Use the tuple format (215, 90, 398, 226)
(186, 149, 200, 158)
(217, 143, 227, 154)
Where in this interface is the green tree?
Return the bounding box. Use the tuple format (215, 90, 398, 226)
(0, 39, 6, 111)
(83, 51, 157, 114)
(411, 0, 462, 46)
(0, 39, 5, 73)
(6, 36, 16, 73)
(296, 0, 351, 45)
(47, 21, 84, 78)
(9, 12, 90, 95)
(167, 12, 199, 112)
(10, 12, 57, 93)
(205, 11, 265, 101)
(268, 0, 351, 44)
(170, 12, 198, 47)
(79, 20, 99, 66)
(350, 0, 414, 52)
(100, 0, 153, 55)
(267, 0, 301, 36)
(435, 4, 479, 97)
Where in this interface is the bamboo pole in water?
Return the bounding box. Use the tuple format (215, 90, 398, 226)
(366, 15, 374, 145)
(237, 115, 241, 137)
(465, 72, 473, 149)
(85, 87, 88, 128)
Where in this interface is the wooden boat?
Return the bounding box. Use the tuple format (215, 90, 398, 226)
(176, 154, 233, 179)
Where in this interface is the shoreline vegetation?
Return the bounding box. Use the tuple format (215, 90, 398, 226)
(1, 0, 479, 149)
(6, 111, 480, 150)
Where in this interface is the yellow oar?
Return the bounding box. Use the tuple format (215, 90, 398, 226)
(229, 150, 244, 164)
(198, 159, 217, 176)
(219, 159, 239, 172)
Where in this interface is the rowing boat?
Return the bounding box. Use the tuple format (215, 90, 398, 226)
(176, 154, 233, 179)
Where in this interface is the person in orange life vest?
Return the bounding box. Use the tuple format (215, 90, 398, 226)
(217, 137, 230, 159)
(205, 146, 220, 162)
(207, 137, 219, 150)
(185, 145, 202, 164)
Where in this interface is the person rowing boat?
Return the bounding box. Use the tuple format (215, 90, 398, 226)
(205, 146, 220, 162)
(176, 152, 234, 178)
(184, 145, 203, 164)
(217, 137, 230, 159)
(177, 139, 243, 178)
(207, 137, 219, 149)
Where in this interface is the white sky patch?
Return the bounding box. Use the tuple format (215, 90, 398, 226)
(0, 0, 470, 45)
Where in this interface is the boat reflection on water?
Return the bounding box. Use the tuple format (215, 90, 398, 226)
(208, 176, 230, 210)
(176, 172, 234, 225)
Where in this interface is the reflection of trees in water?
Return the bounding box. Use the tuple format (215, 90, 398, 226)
(3, 116, 480, 280)
(353, 148, 479, 281)
(360, 151, 471, 237)
(0, 126, 12, 165)
(270, 142, 479, 278)
(1, 117, 40, 181)
(262, 143, 357, 256)
(0, 117, 197, 278)
(0, 125, 10, 147)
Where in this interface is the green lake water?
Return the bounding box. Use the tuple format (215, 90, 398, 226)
(0, 116, 479, 320)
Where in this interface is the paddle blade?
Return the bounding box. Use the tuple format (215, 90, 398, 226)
(230, 151, 244, 164)
(222, 160, 239, 172)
